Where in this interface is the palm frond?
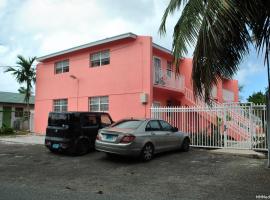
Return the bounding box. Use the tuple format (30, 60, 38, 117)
(160, 0, 269, 102)
(159, 0, 190, 35)
(192, 0, 251, 100)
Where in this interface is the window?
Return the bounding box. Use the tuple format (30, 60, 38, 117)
(89, 96, 109, 112)
(82, 114, 98, 127)
(90, 50, 110, 67)
(15, 107, 23, 117)
(167, 61, 172, 78)
(112, 120, 143, 129)
(55, 60, 69, 74)
(159, 120, 173, 131)
(48, 113, 69, 127)
(146, 120, 161, 131)
(154, 57, 161, 84)
(53, 99, 68, 112)
(101, 114, 112, 126)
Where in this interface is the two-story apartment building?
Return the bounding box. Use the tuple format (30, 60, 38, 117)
(35, 33, 238, 134)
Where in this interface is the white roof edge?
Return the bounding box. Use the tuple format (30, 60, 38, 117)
(36, 32, 137, 62)
(152, 43, 172, 55)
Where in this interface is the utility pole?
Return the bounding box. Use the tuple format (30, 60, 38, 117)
(267, 62, 270, 168)
(266, 88, 270, 168)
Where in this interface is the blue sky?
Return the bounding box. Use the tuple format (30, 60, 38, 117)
(0, 0, 268, 102)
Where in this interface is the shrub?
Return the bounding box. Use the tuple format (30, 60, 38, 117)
(0, 125, 15, 135)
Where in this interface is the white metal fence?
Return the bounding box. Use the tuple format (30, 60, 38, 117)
(151, 103, 267, 151)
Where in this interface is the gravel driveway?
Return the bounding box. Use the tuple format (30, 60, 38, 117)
(0, 142, 269, 200)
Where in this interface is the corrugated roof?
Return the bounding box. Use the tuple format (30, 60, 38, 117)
(0, 92, 35, 105)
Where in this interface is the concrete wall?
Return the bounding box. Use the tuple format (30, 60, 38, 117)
(0, 104, 34, 129)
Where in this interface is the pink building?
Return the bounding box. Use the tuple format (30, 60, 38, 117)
(35, 33, 238, 134)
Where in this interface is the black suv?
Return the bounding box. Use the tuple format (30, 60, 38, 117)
(45, 112, 113, 155)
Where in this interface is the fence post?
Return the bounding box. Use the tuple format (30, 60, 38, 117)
(249, 103, 253, 150)
(223, 106, 227, 148)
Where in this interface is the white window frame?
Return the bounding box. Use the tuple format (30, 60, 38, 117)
(53, 99, 68, 112)
(55, 60, 69, 74)
(153, 56, 162, 84)
(167, 61, 172, 78)
(90, 50, 110, 67)
(89, 96, 109, 112)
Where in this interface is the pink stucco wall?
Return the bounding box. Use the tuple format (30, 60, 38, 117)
(35, 34, 239, 134)
(151, 49, 239, 106)
(35, 36, 153, 134)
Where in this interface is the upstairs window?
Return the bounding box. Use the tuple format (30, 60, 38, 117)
(55, 60, 69, 74)
(89, 96, 109, 112)
(90, 50, 110, 67)
(167, 61, 172, 78)
(53, 99, 68, 112)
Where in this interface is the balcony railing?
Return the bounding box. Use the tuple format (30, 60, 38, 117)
(153, 70, 185, 91)
(223, 89, 235, 102)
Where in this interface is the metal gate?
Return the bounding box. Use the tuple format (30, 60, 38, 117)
(151, 103, 267, 151)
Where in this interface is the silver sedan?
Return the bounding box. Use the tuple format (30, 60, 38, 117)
(95, 119, 190, 161)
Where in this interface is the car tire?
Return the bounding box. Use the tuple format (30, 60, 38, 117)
(78, 139, 91, 155)
(70, 139, 90, 156)
(181, 138, 190, 152)
(140, 143, 154, 161)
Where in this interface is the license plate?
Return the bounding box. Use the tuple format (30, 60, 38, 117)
(105, 134, 117, 141)
(52, 143, 60, 149)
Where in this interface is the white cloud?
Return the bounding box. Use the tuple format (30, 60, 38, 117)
(0, 0, 176, 92)
(235, 62, 265, 85)
(0, 45, 8, 54)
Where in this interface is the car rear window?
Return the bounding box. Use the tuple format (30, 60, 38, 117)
(48, 113, 69, 127)
(112, 120, 143, 129)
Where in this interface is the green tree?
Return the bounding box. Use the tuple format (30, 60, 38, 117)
(247, 91, 266, 104)
(159, 0, 270, 102)
(159, 0, 270, 166)
(5, 55, 36, 118)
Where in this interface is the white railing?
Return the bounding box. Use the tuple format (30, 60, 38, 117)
(153, 70, 185, 91)
(151, 104, 267, 151)
(223, 89, 234, 102)
(184, 87, 253, 141)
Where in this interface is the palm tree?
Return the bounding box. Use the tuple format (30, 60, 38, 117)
(18, 86, 27, 94)
(159, 0, 270, 167)
(5, 55, 36, 118)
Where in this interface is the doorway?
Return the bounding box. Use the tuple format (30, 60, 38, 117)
(3, 106, 12, 128)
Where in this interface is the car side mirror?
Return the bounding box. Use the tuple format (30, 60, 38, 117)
(172, 127, 178, 132)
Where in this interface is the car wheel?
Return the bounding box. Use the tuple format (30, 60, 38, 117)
(73, 139, 90, 156)
(140, 143, 154, 161)
(181, 138, 190, 152)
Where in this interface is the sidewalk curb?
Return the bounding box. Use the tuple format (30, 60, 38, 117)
(209, 149, 266, 159)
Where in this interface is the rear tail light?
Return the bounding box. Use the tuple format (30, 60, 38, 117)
(96, 134, 101, 141)
(120, 135, 136, 143)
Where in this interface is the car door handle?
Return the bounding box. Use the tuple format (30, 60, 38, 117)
(151, 132, 156, 135)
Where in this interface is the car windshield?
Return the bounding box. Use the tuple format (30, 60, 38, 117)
(112, 120, 143, 129)
(48, 113, 69, 127)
